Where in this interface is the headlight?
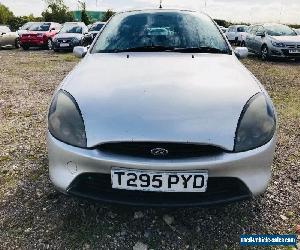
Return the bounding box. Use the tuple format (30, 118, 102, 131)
(271, 41, 285, 47)
(234, 93, 276, 152)
(48, 90, 87, 148)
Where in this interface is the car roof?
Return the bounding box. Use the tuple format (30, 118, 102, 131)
(63, 22, 86, 26)
(116, 8, 201, 15)
(92, 21, 106, 24)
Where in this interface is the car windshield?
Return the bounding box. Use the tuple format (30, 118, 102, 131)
(265, 24, 297, 36)
(60, 24, 83, 34)
(89, 23, 104, 32)
(29, 23, 51, 31)
(237, 26, 247, 32)
(91, 11, 230, 54)
(20, 22, 33, 30)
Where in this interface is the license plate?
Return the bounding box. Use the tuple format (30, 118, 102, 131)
(111, 168, 208, 192)
(289, 49, 300, 54)
(60, 43, 69, 47)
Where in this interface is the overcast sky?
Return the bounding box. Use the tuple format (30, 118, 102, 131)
(1, 0, 300, 24)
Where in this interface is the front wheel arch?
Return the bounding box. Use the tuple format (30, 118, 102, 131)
(261, 44, 269, 60)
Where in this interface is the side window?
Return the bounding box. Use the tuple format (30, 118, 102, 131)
(251, 26, 258, 35)
(256, 26, 265, 34)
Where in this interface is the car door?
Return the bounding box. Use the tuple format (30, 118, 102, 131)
(247, 26, 257, 52)
(253, 26, 265, 53)
(0, 27, 11, 46)
(226, 26, 234, 41)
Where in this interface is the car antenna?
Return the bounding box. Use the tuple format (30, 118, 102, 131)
(159, 0, 163, 9)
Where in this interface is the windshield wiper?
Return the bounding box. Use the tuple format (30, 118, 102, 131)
(100, 46, 176, 53)
(173, 47, 229, 54)
(98, 46, 230, 54)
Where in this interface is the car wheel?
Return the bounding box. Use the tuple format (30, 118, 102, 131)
(234, 37, 239, 45)
(47, 39, 53, 50)
(21, 44, 30, 50)
(261, 45, 269, 61)
(240, 41, 246, 47)
(15, 38, 20, 49)
(53, 48, 59, 52)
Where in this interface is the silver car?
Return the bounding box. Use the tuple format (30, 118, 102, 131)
(0, 25, 19, 48)
(47, 9, 277, 207)
(246, 23, 300, 60)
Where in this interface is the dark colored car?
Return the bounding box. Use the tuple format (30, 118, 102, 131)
(19, 22, 61, 50)
(52, 22, 88, 52)
(84, 22, 106, 45)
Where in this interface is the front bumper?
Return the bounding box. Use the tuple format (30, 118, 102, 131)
(269, 46, 300, 58)
(20, 38, 46, 47)
(53, 40, 80, 51)
(47, 132, 276, 206)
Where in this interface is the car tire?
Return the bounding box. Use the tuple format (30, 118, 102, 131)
(21, 44, 30, 50)
(240, 41, 246, 47)
(261, 45, 269, 61)
(234, 37, 239, 45)
(47, 39, 53, 50)
(15, 38, 20, 49)
(53, 48, 59, 52)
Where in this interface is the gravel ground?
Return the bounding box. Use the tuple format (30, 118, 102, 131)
(0, 49, 299, 250)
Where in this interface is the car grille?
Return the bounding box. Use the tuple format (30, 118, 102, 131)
(282, 49, 300, 57)
(56, 38, 73, 43)
(67, 173, 251, 207)
(285, 44, 300, 49)
(97, 142, 224, 159)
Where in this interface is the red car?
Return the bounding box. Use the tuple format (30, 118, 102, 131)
(19, 22, 61, 50)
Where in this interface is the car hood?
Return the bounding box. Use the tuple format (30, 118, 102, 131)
(271, 35, 300, 43)
(61, 53, 261, 150)
(25, 31, 47, 35)
(54, 33, 83, 39)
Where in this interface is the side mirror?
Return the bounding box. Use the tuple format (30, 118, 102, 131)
(73, 46, 88, 58)
(234, 47, 248, 59)
(256, 31, 265, 37)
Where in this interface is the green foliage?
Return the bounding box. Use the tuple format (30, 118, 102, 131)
(41, 0, 73, 23)
(289, 24, 300, 29)
(102, 9, 114, 22)
(78, 1, 91, 25)
(214, 19, 250, 28)
(9, 15, 42, 31)
(0, 4, 14, 24)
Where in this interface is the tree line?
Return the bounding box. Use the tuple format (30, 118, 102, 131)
(0, 0, 114, 31)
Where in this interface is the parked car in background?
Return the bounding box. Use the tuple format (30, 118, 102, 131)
(0, 25, 19, 48)
(218, 25, 228, 33)
(246, 23, 300, 60)
(221, 27, 228, 33)
(48, 9, 277, 207)
(19, 22, 61, 50)
(226, 25, 248, 45)
(17, 22, 35, 35)
(294, 28, 300, 35)
(84, 21, 106, 45)
(52, 22, 88, 52)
